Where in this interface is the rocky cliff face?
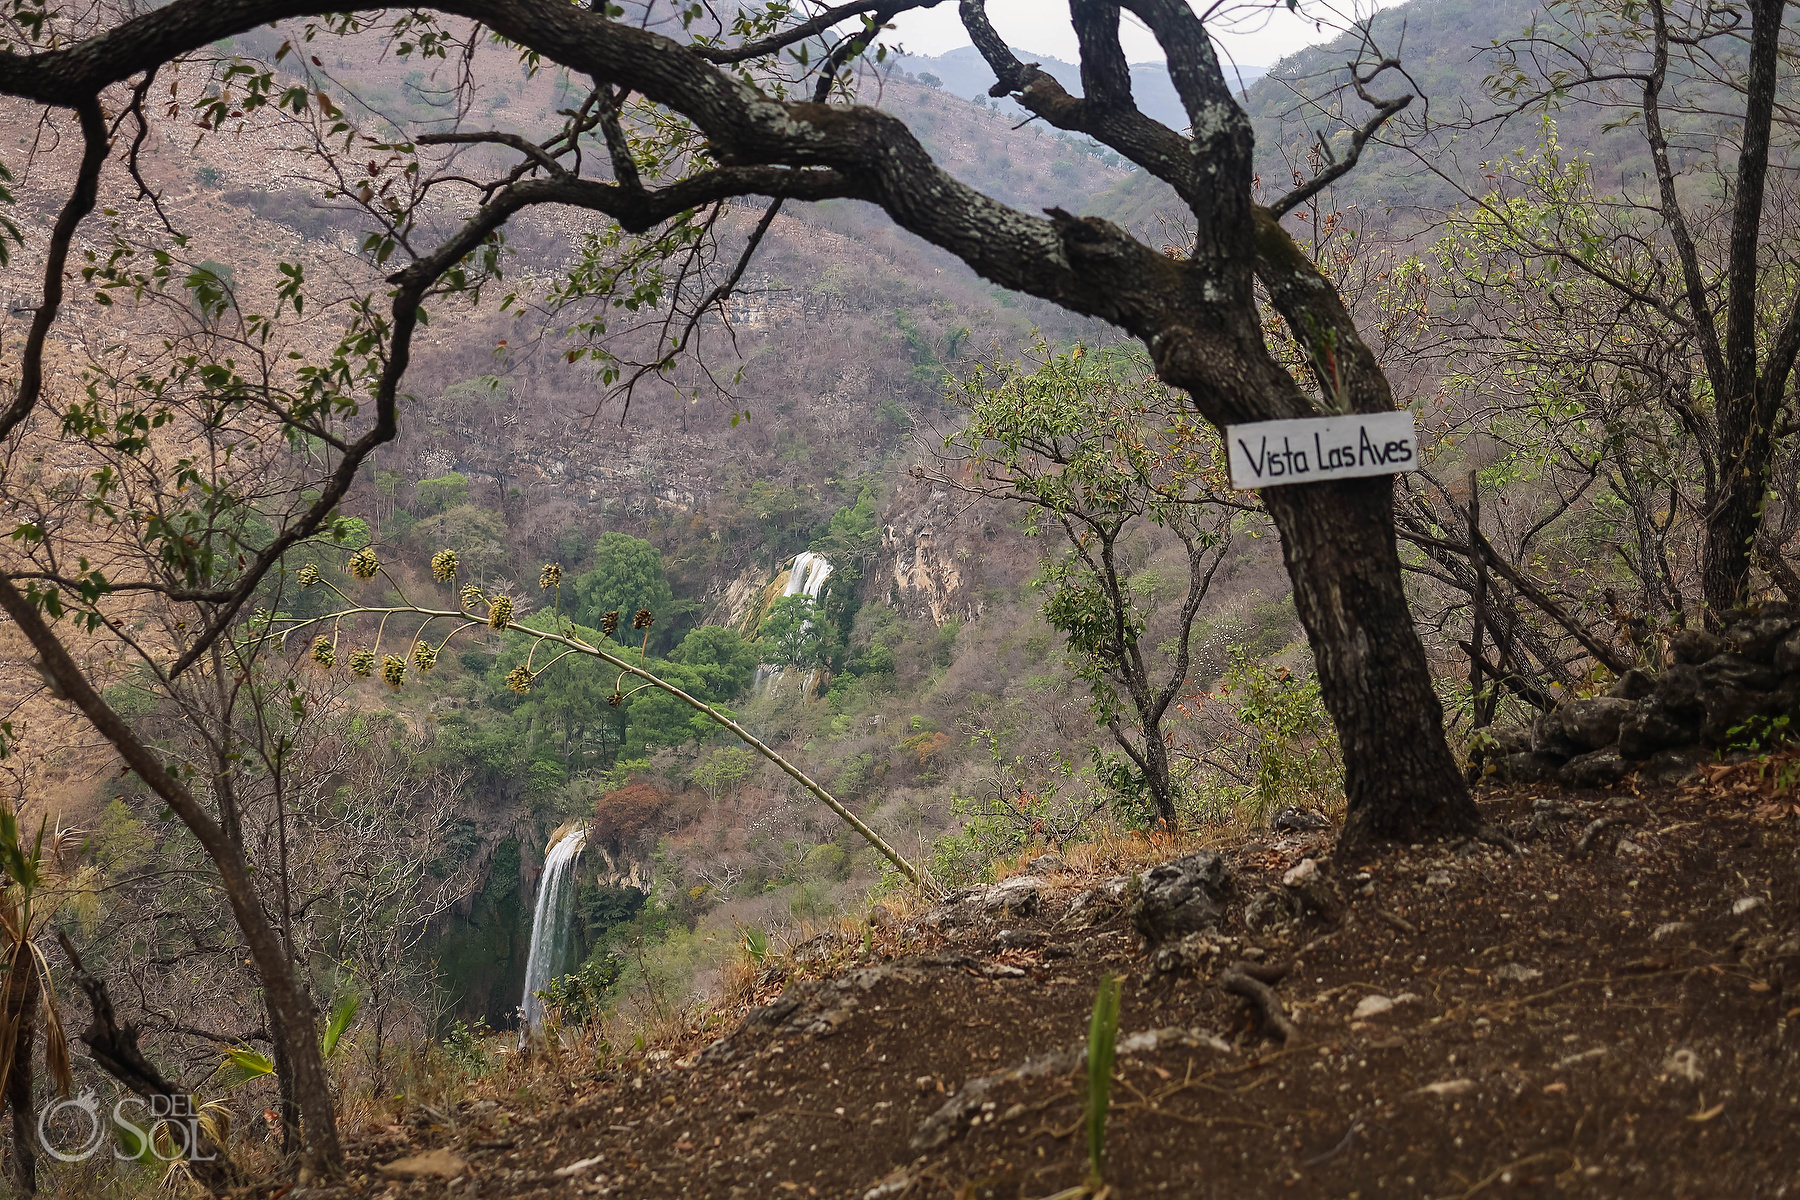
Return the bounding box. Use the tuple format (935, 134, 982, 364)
(878, 479, 1000, 626)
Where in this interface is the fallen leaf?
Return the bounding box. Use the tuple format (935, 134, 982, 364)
(377, 1149, 466, 1180)
(1417, 1079, 1476, 1097)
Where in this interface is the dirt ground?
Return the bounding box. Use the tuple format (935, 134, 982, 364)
(287, 766, 1800, 1200)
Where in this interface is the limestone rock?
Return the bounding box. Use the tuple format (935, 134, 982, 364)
(1699, 654, 1780, 693)
(1662, 1048, 1704, 1083)
(1492, 751, 1565, 784)
(1774, 630, 1800, 675)
(1670, 628, 1726, 664)
(1280, 856, 1343, 922)
(1699, 685, 1768, 743)
(1534, 697, 1635, 758)
(1560, 747, 1628, 788)
(1271, 806, 1329, 833)
(981, 875, 1047, 919)
(1639, 746, 1701, 783)
(1618, 699, 1701, 759)
(1243, 888, 1298, 932)
(1723, 610, 1796, 659)
(1607, 668, 1656, 700)
(1130, 850, 1232, 943)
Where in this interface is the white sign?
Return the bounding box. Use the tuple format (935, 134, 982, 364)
(1225, 411, 1418, 490)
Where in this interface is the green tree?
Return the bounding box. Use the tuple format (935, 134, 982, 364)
(414, 504, 508, 580)
(690, 746, 757, 813)
(934, 344, 1238, 831)
(414, 471, 470, 515)
(758, 595, 832, 672)
(515, 619, 626, 772)
(573, 533, 674, 641)
(620, 659, 713, 756)
(670, 625, 759, 700)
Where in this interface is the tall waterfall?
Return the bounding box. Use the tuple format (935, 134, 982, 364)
(519, 824, 587, 1035)
(755, 552, 834, 694)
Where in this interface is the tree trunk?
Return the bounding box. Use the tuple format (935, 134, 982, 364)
(1701, 415, 1772, 619)
(266, 996, 300, 1162)
(5, 950, 38, 1196)
(1263, 476, 1481, 846)
(0, 580, 343, 1179)
(1139, 720, 1177, 832)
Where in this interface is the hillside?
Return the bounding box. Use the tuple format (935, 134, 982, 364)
(5, 3, 1798, 1196)
(0, 15, 1306, 1044)
(283, 763, 1800, 1199)
(1091, 0, 1688, 235)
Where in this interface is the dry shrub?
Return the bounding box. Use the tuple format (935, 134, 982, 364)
(592, 780, 670, 852)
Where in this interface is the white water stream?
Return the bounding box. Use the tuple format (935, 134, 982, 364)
(518, 824, 587, 1035)
(783, 550, 834, 602)
(755, 552, 835, 694)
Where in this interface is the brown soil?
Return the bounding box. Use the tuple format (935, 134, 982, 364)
(290, 767, 1800, 1200)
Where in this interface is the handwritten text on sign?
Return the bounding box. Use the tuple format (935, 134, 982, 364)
(1225, 411, 1418, 490)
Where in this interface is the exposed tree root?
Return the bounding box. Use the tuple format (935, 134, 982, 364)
(1221, 964, 1298, 1043)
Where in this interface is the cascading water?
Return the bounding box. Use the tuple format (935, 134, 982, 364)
(755, 552, 835, 694)
(784, 551, 834, 602)
(518, 824, 587, 1036)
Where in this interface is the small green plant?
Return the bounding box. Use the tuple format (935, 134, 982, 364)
(1084, 974, 1122, 1191)
(1186, 649, 1342, 825)
(741, 926, 769, 965)
(1724, 710, 1795, 755)
(440, 1017, 493, 1078)
(213, 986, 360, 1089)
(536, 953, 625, 1027)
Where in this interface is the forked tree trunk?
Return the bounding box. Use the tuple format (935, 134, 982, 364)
(1109, 714, 1179, 832)
(1264, 477, 1481, 846)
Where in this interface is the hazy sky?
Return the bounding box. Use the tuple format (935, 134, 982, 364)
(887, 1, 1368, 71)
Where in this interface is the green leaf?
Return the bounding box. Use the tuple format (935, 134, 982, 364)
(1085, 973, 1122, 1187)
(322, 987, 361, 1058)
(213, 1046, 275, 1091)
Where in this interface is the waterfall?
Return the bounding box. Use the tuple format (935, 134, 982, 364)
(755, 552, 834, 694)
(518, 824, 587, 1035)
(783, 550, 834, 601)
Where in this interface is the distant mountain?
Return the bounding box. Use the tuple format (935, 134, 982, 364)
(1086, 0, 1627, 234)
(888, 45, 1267, 131)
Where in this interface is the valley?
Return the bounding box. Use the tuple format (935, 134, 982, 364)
(0, 0, 1794, 1195)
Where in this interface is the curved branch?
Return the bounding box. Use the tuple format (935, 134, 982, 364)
(0, 97, 107, 443)
(274, 604, 934, 891)
(1268, 70, 1412, 220)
